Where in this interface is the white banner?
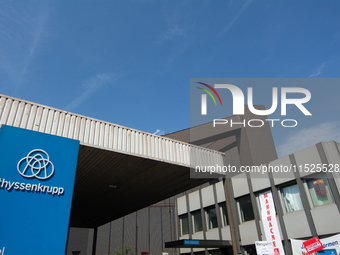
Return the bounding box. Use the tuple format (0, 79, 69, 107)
(259, 191, 285, 255)
(291, 234, 340, 255)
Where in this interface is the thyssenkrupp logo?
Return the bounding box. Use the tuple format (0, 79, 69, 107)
(17, 149, 54, 180)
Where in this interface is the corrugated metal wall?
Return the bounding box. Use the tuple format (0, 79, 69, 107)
(0, 94, 224, 168)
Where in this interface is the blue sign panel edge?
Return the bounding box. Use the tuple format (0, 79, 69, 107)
(0, 125, 80, 255)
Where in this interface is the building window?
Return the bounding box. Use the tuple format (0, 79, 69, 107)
(179, 214, 189, 236)
(220, 203, 229, 226)
(306, 176, 334, 207)
(243, 245, 257, 255)
(238, 195, 255, 222)
(205, 206, 218, 229)
(192, 210, 203, 232)
(281, 184, 304, 213)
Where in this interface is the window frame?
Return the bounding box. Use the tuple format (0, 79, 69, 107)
(237, 194, 255, 223)
(205, 205, 219, 230)
(191, 209, 203, 233)
(179, 213, 189, 236)
(278, 182, 304, 214)
(219, 202, 229, 227)
(303, 173, 335, 208)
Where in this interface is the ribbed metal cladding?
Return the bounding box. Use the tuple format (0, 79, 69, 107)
(0, 94, 224, 168)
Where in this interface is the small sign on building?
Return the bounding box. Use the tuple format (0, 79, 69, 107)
(302, 237, 324, 254)
(184, 240, 200, 246)
(255, 241, 275, 255)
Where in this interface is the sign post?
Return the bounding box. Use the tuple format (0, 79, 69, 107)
(0, 125, 80, 255)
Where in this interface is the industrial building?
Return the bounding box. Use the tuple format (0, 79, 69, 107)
(0, 93, 339, 255)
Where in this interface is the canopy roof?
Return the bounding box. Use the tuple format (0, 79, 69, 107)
(0, 94, 225, 228)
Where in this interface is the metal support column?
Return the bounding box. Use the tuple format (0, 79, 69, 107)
(223, 178, 241, 255)
(92, 227, 98, 255)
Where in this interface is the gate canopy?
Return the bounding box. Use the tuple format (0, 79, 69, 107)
(0, 94, 226, 228)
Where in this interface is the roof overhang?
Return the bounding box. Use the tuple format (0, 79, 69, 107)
(0, 94, 226, 229)
(69, 144, 219, 228)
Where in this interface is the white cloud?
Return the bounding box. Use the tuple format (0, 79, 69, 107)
(20, 9, 48, 80)
(157, 25, 186, 43)
(219, 0, 252, 36)
(277, 121, 340, 157)
(156, 6, 191, 44)
(65, 73, 117, 111)
(0, 2, 49, 85)
(309, 61, 326, 77)
(153, 129, 166, 136)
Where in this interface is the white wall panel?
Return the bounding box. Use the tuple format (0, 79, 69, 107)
(177, 196, 187, 215)
(283, 211, 311, 238)
(239, 220, 258, 245)
(206, 228, 219, 240)
(232, 173, 249, 198)
(294, 145, 322, 178)
(271, 155, 295, 185)
(216, 181, 226, 203)
(221, 226, 231, 241)
(188, 191, 200, 212)
(201, 185, 215, 208)
(192, 232, 204, 240)
(311, 204, 340, 235)
(250, 171, 271, 192)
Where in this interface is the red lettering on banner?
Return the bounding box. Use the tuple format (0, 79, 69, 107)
(261, 193, 282, 255)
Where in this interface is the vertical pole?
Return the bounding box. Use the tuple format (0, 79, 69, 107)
(185, 193, 194, 255)
(223, 178, 241, 255)
(290, 154, 317, 237)
(161, 207, 164, 252)
(92, 227, 98, 255)
(246, 172, 262, 241)
(108, 222, 112, 255)
(136, 212, 138, 255)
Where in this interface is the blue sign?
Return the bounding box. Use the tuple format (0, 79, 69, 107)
(317, 250, 337, 255)
(0, 125, 80, 255)
(184, 240, 200, 246)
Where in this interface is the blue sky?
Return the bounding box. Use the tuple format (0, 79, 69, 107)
(1, 0, 340, 157)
